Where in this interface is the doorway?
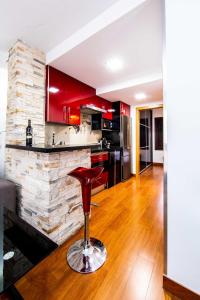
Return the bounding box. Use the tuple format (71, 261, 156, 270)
(136, 104, 163, 176)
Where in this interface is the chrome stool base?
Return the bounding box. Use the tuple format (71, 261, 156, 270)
(67, 238, 107, 273)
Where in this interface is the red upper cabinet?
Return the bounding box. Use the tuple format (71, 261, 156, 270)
(46, 66, 96, 125)
(63, 105, 81, 125)
(80, 95, 113, 120)
(102, 102, 113, 120)
(92, 96, 113, 120)
(120, 102, 130, 117)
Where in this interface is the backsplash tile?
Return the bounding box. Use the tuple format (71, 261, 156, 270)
(45, 113, 102, 146)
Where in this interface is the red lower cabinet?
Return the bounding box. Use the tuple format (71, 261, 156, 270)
(92, 171, 108, 189)
(91, 152, 109, 190)
(91, 152, 109, 164)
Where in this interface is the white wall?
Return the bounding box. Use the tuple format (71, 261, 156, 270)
(0, 52, 8, 177)
(165, 0, 200, 294)
(152, 107, 163, 163)
(130, 102, 163, 174)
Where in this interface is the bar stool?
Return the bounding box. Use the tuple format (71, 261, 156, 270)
(67, 166, 107, 273)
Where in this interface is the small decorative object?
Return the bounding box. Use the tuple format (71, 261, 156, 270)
(52, 132, 55, 146)
(26, 119, 32, 146)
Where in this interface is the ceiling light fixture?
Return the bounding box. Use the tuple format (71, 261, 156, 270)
(135, 92, 147, 100)
(49, 87, 59, 94)
(106, 57, 123, 72)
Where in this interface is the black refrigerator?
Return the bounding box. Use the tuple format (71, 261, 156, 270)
(102, 102, 131, 182)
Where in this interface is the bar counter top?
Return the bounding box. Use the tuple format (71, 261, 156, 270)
(6, 143, 103, 153)
(6, 144, 122, 153)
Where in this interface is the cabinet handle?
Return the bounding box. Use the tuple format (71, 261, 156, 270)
(67, 107, 70, 123)
(63, 106, 71, 123)
(63, 106, 67, 121)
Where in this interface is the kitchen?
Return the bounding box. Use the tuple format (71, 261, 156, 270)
(0, 1, 168, 299)
(5, 44, 131, 245)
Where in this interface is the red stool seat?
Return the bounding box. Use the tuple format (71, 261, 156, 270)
(68, 166, 103, 213)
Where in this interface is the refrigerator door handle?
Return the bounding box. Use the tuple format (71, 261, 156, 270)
(120, 115, 124, 148)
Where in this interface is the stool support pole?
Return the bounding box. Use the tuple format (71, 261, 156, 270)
(84, 213, 90, 248)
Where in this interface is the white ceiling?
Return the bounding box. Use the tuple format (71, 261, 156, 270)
(100, 79, 163, 105)
(0, 0, 163, 106)
(50, 0, 163, 105)
(0, 0, 117, 52)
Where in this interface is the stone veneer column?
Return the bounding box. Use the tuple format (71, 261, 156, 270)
(6, 40, 45, 145)
(5, 148, 91, 245)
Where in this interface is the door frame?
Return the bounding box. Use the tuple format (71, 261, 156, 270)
(136, 104, 163, 176)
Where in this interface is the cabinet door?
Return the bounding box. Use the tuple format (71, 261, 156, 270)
(63, 105, 81, 125)
(92, 171, 108, 189)
(46, 66, 95, 124)
(120, 102, 130, 117)
(102, 101, 113, 120)
(96, 96, 113, 120)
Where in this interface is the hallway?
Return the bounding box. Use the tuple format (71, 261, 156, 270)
(15, 166, 169, 300)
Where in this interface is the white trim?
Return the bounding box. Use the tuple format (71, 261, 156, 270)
(96, 73, 162, 95)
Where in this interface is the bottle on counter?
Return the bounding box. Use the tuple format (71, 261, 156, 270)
(26, 119, 33, 146)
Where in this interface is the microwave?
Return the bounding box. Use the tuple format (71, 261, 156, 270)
(102, 119, 113, 130)
(91, 114, 114, 131)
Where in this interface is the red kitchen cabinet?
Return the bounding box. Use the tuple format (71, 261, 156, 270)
(120, 102, 130, 117)
(93, 96, 113, 120)
(46, 66, 95, 125)
(81, 96, 113, 120)
(46, 65, 113, 124)
(91, 152, 109, 164)
(63, 105, 81, 125)
(102, 101, 113, 120)
(92, 171, 108, 189)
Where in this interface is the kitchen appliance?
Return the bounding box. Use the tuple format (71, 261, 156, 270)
(91, 114, 114, 131)
(102, 119, 113, 130)
(102, 102, 131, 181)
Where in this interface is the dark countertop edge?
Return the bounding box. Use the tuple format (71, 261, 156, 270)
(6, 144, 123, 153)
(6, 144, 103, 153)
(91, 147, 122, 153)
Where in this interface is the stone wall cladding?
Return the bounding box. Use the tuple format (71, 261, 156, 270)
(5, 148, 91, 245)
(6, 40, 45, 145)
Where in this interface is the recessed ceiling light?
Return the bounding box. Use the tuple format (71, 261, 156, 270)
(106, 57, 123, 72)
(49, 87, 59, 94)
(135, 93, 147, 100)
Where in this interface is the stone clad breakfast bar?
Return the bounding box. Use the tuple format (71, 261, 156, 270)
(5, 145, 95, 245)
(4, 41, 102, 245)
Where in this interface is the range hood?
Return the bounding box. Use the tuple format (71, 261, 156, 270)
(81, 104, 107, 114)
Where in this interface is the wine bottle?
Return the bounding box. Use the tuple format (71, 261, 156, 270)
(26, 119, 33, 146)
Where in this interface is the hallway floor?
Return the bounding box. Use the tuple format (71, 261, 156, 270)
(12, 166, 178, 299)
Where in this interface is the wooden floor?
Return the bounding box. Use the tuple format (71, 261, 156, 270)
(2, 166, 179, 300)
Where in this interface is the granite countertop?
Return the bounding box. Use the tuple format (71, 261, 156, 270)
(6, 144, 123, 153)
(6, 143, 104, 153)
